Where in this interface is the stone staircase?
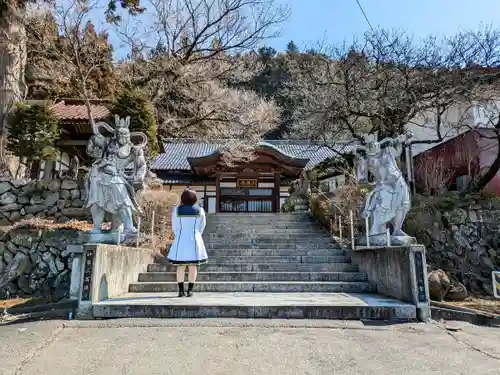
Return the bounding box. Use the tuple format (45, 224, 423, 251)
(93, 213, 416, 320)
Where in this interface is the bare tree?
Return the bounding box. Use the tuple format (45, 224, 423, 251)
(414, 153, 453, 196)
(115, 0, 289, 162)
(0, 2, 29, 178)
(26, 5, 117, 100)
(20, 0, 123, 181)
(449, 27, 500, 191)
(121, 0, 290, 61)
(284, 30, 466, 144)
(0, 0, 143, 178)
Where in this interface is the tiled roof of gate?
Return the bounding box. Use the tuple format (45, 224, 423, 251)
(151, 139, 357, 171)
(50, 99, 111, 121)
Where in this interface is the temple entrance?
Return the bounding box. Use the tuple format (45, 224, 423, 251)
(186, 143, 310, 213)
(219, 187, 274, 212)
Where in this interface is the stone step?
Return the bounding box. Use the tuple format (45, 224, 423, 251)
(128, 281, 375, 293)
(208, 212, 310, 217)
(206, 217, 316, 223)
(203, 241, 338, 248)
(206, 219, 315, 225)
(148, 263, 359, 272)
(204, 234, 332, 240)
(94, 292, 417, 321)
(204, 229, 328, 235)
(204, 255, 350, 263)
(138, 271, 368, 282)
(203, 232, 332, 239)
(204, 242, 341, 250)
(205, 222, 316, 227)
(205, 223, 322, 230)
(203, 249, 345, 257)
(207, 213, 311, 219)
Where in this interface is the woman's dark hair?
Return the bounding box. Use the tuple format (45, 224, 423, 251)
(180, 188, 198, 205)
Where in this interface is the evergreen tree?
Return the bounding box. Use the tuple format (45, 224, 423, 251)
(7, 103, 61, 169)
(109, 89, 160, 157)
(286, 40, 298, 53)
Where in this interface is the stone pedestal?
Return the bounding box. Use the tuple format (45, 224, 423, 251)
(69, 243, 154, 319)
(84, 231, 137, 245)
(355, 234, 417, 247)
(67, 245, 84, 301)
(351, 244, 431, 322)
(292, 197, 309, 212)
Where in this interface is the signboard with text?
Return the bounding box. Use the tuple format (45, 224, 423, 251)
(237, 179, 258, 188)
(493, 271, 500, 299)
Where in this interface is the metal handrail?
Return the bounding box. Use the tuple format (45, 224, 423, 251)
(315, 190, 341, 211)
(312, 190, 356, 248)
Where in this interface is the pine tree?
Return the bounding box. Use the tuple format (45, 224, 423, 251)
(110, 89, 160, 157)
(286, 40, 298, 53)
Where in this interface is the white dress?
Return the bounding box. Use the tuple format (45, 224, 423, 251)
(167, 204, 208, 265)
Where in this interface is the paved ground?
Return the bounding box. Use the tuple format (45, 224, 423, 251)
(1, 319, 500, 375)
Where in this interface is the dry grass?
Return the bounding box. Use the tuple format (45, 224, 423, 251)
(446, 298, 500, 315)
(136, 188, 179, 256)
(0, 298, 30, 309)
(0, 218, 92, 239)
(310, 183, 369, 237)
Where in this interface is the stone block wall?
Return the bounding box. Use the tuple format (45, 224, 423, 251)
(0, 178, 90, 225)
(406, 202, 500, 297)
(0, 226, 83, 300)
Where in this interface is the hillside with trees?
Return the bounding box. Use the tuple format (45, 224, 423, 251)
(2, 0, 500, 191)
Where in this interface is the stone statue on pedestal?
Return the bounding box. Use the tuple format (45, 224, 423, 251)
(355, 135, 415, 246)
(288, 170, 311, 212)
(84, 115, 148, 243)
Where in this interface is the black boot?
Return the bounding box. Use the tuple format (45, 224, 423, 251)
(187, 283, 195, 297)
(177, 282, 186, 297)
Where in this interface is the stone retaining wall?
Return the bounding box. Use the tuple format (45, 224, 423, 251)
(406, 200, 500, 297)
(0, 226, 83, 300)
(0, 178, 89, 225)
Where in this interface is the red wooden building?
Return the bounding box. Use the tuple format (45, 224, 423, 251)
(413, 128, 500, 194)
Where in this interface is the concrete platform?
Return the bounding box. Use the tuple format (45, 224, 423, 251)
(93, 292, 416, 320)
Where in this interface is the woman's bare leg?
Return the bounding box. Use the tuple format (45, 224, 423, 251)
(187, 265, 198, 297)
(176, 266, 186, 297)
(176, 265, 186, 282)
(188, 265, 198, 283)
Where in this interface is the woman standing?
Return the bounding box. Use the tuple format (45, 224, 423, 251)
(167, 189, 208, 297)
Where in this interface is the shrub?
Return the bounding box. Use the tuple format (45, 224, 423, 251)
(7, 102, 61, 172)
(110, 88, 160, 157)
(136, 188, 179, 256)
(309, 192, 334, 231)
(309, 182, 370, 238)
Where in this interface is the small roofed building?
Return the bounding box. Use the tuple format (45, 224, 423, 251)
(151, 139, 356, 213)
(29, 99, 112, 179)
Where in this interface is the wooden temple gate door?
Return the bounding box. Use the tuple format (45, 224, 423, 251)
(218, 172, 279, 213)
(219, 188, 275, 212)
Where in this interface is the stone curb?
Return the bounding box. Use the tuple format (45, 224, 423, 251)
(3, 298, 77, 315)
(430, 303, 500, 326)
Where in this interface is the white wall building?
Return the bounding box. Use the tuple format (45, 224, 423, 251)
(407, 100, 500, 156)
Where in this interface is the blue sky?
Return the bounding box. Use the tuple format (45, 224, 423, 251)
(101, 0, 500, 58)
(268, 0, 500, 51)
